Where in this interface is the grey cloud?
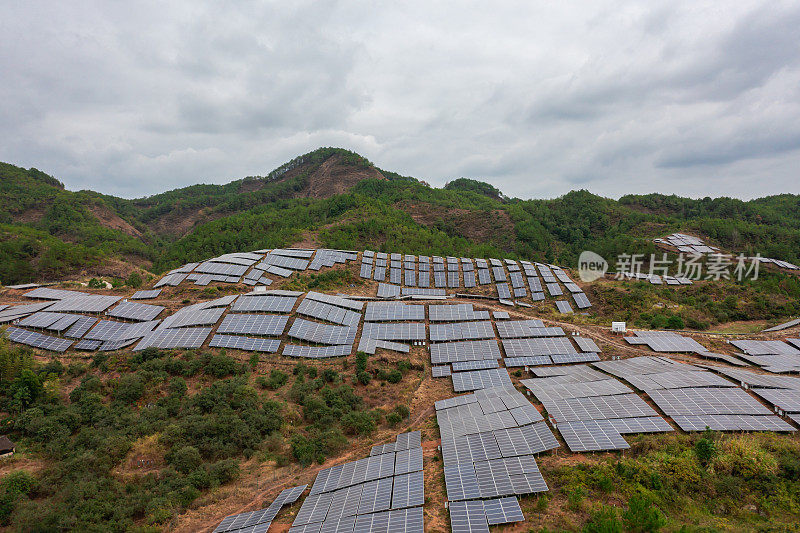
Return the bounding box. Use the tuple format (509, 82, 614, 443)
(0, 0, 799, 201)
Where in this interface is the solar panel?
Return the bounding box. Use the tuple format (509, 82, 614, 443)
(449, 500, 489, 533)
(452, 368, 513, 392)
(430, 340, 502, 363)
(5, 327, 73, 352)
(429, 304, 489, 322)
(64, 316, 98, 339)
(362, 322, 426, 341)
(357, 337, 410, 355)
(541, 393, 659, 423)
(395, 431, 422, 451)
(557, 419, 631, 452)
(195, 261, 249, 276)
(731, 339, 800, 356)
(297, 299, 362, 326)
(495, 283, 512, 300)
(555, 300, 573, 314)
(17, 311, 65, 328)
(502, 338, 576, 357)
(443, 463, 481, 501)
(364, 303, 425, 321)
(474, 455, 547, 497)
(74, 339, 103, 351)
(134, 327, 212, 350)
(623, 331, 708, 353)
(432, 365, 452, 378)
(522, 378, 632, 401)
(231, 295, 297, 313)
(394, 447, 423, 475)
(130, 289, 162, 300)
(451, 359, 500, 372)
(503, 355, 552, 367)
(154, 273, 188, 288)
(376, 283, 401, 298)
(573, 337, 601, 352)
(283, 344, 353, 358)
(45, 294, 122, 313)
(356, 477, 394, 515)
(477, 269, 492, 285)
(217, 314, 288, 336)
(429, 321, 495, 342)
(209, 335, 281, 352)
(483, 497, 525, 525)
(108, 301, 165, 322)
(572, 293, 592, 309)
(624, 370, 736, 391)
(288, 318, 357, 345)
(672, 414, 796, 432)
(605, 416, 674, 434)
(292, 492, 334, 527)
(391, 470, 424, 509)
(647, 387, 773, 416)
(493, 422, 558, 456)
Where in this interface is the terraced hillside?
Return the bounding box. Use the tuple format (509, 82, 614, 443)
(2, 247, 800, 532)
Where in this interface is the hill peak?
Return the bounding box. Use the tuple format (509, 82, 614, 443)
(238, 147, 388, 199)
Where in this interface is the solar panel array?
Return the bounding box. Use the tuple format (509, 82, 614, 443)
(214, 484, 307, 533)
(4, 327, 73, 352)
(290, 432, 424, 532)
(430, 321, 495, 342)
(436, 388, 555, 531)
(430, 340, 502, 364)
(364, 303, 425, 322)
(217, 314, 289, 336)
(596, 357, 795, 432)
(108, 301, 165, 322)
(297, 298, 362, 326)
(429, 304, 489, 322)
(622, 331, 707, 353)
(288, 318, 357, 345)
(362, 322, 426, 341)
(523, 363, 673, 451)
(130, 289, 162, 300)
(231, 295, 298, 313)
(209, 335, 281, 352)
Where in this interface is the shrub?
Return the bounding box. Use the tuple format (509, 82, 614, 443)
(386, 370, 402, 383)
(666, 315, 685, 329)
(125, 272, 143, 288)
(170, 446, 202, 474)
(622, 494, 666, 532)
(114, 374, 144, 404)
(394, 405, 410, 419)
(695, 436, 717, 466)
(387, 412, 402, 426)
(342, 411, 376, 436)
(356, 371, 371, 385)
(266, 369, 289, 390)
(322, 369, 339, 383)
(87, 278, 104, 289)
(583, 505, 623, 533)
(355, 352, 368, 373)
(205, 354, 237, 378)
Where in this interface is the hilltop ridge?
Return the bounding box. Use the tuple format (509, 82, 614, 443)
(1, 148, 800, 286)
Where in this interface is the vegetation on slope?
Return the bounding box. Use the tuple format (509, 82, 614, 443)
(0, 335, 417, 530)
(2, 148, 800, 287)
(533, 431, 800, 532)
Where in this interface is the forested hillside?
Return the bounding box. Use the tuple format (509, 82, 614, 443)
(2, 148, 800, 285)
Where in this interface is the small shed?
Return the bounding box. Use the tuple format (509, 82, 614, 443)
(0, 436, 15, 458)
(611, 321, 627, 334)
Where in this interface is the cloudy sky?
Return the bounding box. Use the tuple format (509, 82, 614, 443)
(2, 1, 799, 200)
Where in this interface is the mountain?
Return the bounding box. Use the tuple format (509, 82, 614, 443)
(2, 148, 800, 285)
